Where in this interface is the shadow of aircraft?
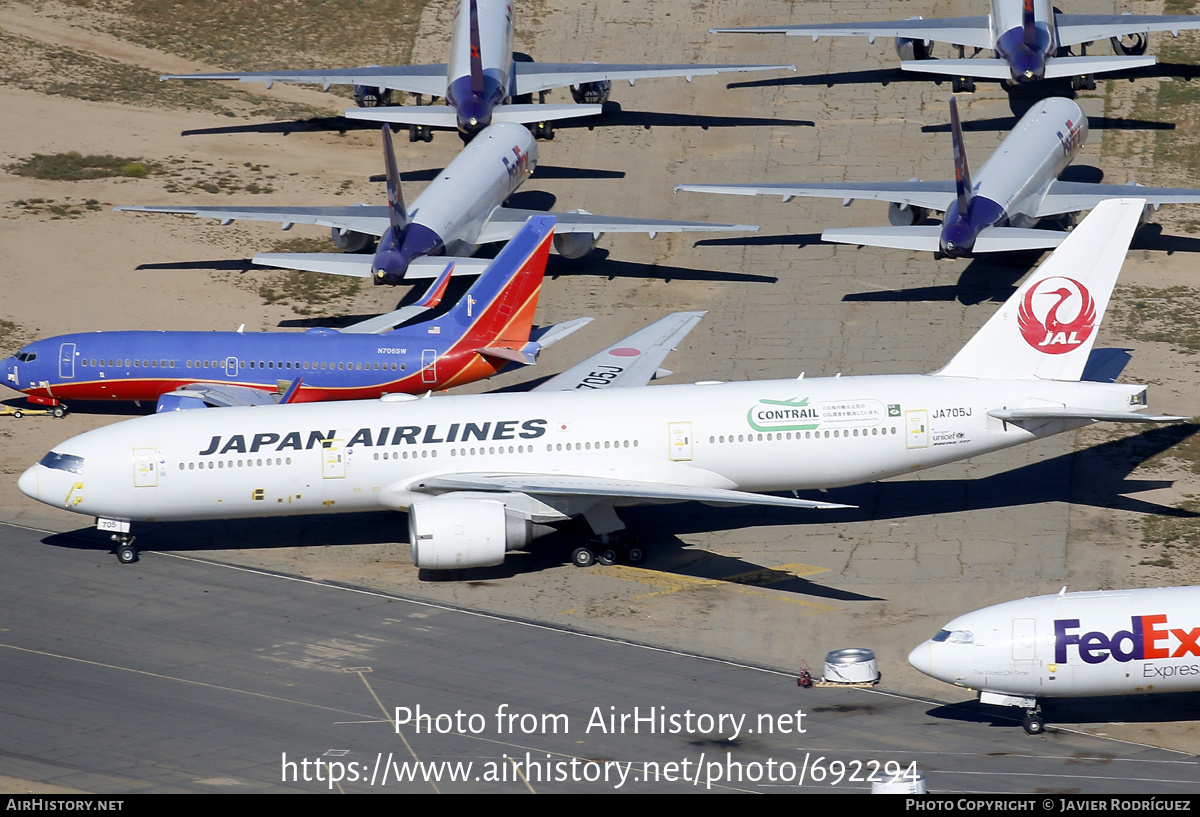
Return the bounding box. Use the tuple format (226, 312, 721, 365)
(922, 689, 1200, 732)
(921, 115, 1175, 134)
(546, 249, 777, 283)
(694, 232, 826, 250)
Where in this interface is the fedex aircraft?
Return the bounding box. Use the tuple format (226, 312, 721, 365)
(163, 0, 792, 141)
(678, 96, 1200, 258)
(711, 0, 1200, 91)
(118, 124, 755, 284)
(19, 200, 1181, 569)
(909, 586, 1200, 735)
(3, 216, 590, 413)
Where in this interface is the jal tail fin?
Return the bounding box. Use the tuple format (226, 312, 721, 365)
(468, 0, 485, 96)
(381, 125, 407, 230)
(950, 96, 973, 214)
(933, 198, 1144, 382)
(1022, 0, 1038, 47)
(434, 215, 555, 342)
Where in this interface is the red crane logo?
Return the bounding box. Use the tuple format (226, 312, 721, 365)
(1018, 276, 1096, 355)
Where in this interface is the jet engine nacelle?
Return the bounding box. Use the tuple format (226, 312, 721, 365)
(895, 37, 932, 61)
(570, 80, 611, 105)
(353, 85, 394, 107)
(888, 202, 928, 226)
(1110, 32, 1147, 56)
(407, 496, 532, 569)
(552, 210, 600, 258)
(331, 227, 373, 253)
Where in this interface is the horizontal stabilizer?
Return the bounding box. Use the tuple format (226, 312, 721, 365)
(342, 304, 433, 334)
(989, 408, 1184, 423)
(528, 317, 593, 349)
(821, 226, 942, 252)
(901, 58, 1014, 79)
(478, 343, 539, 366)
(971, 228, 1066, 253)
(252, 252, 374, 277)
(407, 256, 493, 279)
(479, 208, 756, 244)
(412, 472, 854, 510)
(536, 311, 706, 392)
(344, 103, 605, 127)
(1042, 55, 1156, 79)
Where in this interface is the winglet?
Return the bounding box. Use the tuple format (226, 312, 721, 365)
(381, 125, 407, 229)
(949, 97, 973, 215)
(279, 377, 304, 404)
(468, 0, 485, 96)
(417, 262, 455, 308)
(933, 198, 1144, 382)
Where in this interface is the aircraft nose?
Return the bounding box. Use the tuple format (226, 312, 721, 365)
(17, 465, 39, 501)
(908, 641, 934, 678)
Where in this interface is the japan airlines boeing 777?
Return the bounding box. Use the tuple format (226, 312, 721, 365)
(2, 216, 590, 413)
(712, 0, 1200, 91)
(119, 123, 753, 284)
(163, 0, 791, 141)
(909, 586, 1200, 734)
(678, 97, 1200, 257)
(20, 200, 1181, 568)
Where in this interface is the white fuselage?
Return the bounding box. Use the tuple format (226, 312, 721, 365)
(973, 97, 1086, 228)
(20, 374, 1146, 526)
(409, 122, 536, 255)
(910, 586, 1200, 701)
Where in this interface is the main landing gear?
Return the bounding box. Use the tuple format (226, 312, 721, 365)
(570, 533, 645, 568)
(112, 533, 139, 564)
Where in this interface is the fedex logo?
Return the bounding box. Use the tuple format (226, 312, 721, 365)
(501, 144, 531, 181)
(1054, 616, 1200, 664)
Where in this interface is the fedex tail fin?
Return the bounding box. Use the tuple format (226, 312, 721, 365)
(933, 198, 1143, 382)
(949, 97, 973, 214)
(468, 0, 485, 96)
(1022, 0, 1037, 47)
(428, 215, 554, 344)
(381, 125, 407, 229)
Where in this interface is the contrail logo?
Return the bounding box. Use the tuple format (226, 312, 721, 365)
(1017, 276, 1096, 355)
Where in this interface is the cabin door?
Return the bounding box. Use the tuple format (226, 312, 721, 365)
(58, 343, 76, 380)
(422, 349, 438, 383)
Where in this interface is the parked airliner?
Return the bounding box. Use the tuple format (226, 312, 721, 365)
(3, 216, 589, 413)
(678, 97, 1200, 257)
(164, 0, 791, 141)
(119, 124, 754, 284)
(909, 586, 1200, 734)
(20, 201, 1181, 569)
(712, 0, 1200, 91)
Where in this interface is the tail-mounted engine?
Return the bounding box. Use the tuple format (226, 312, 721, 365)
(552, 210, 601, 258)
(407, 496, 532, 569)
(353, 85, 394, 107)
(570, 80, 611, 105)
(1110, 32, 1147, 56)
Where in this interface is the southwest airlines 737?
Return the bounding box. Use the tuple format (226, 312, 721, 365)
(909, 585, 1200, 735)
(119, 123, 755, 284)
(3, 216, 590, 413)
(164, 0, 792, 141)
(678, 96, 1200, 258)
(20, 200, 1181, 568)
(711, 0, 1200, 91)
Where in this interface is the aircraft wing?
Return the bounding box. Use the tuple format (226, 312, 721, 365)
(510, 62, 794, 97)
(710, 16, 992, 49)
(1036, 181, 1200, 218)
(676, 181, 956, 213)
(157, 382, 283, 409)
(534, 311, 706, 392)
(476, 208, 756, 244)
(1055, 13, 1200, 48)
(412, 472, 853, 510)
(161, 65, 449, 97)
(821, 225, 1067, 253)
(114, 204, 391, 236)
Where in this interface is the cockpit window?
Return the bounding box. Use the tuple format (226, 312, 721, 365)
(14, 352, 37, 362)
(39, 451, 85, 474)
(932, 629, 975, 645)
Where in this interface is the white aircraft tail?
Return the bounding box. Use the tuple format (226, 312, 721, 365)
(933, 198, 1143, 382)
